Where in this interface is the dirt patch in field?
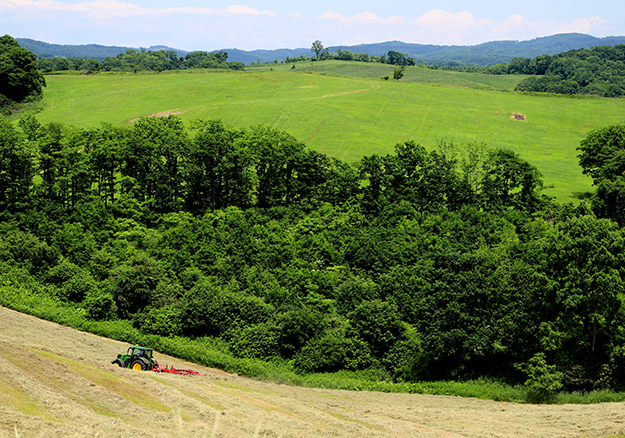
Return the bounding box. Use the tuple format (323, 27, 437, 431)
(1, 306, 624, 438)
(512, 113, 526, 121)
(129, 110, 183, 123)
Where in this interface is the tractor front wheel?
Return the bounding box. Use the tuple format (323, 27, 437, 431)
(112, 359, 124, 367)
(131, 359, 147, 371)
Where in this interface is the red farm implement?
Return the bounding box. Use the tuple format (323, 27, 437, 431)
(112, 346, 202, 376)
(153, 363, 202, 376)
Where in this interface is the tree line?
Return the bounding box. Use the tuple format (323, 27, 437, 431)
(509, 45, 625, 97)
(304, 40, 625, 98)
(0, 35, 46, 110)
(2, 113, 625, 395)
(37, 48, 245, 73)
(431, 45, 625, 98)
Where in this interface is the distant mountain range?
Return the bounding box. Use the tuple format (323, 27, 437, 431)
(17, 33, 625, 66)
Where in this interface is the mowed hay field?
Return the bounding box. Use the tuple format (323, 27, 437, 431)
(1, 306, 625, 438)
(29, 66, 625, 201)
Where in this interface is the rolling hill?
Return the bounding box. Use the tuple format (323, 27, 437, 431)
(20, 66, 625, 201)
(17, 33, 625, 66)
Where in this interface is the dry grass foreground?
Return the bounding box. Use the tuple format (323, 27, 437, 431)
(0, 306, 623, 438)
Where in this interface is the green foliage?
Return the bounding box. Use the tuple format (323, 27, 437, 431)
(0, 35, 46, 105)
(182, 281, 274, 337)
(185, 119, 254, 212)
(393, 66, 405, 81)
(519, 353, 563, 403)
(4, 112, 625, 399)
(84, 290, 117, 321)
(311, 40, 324, 60)
(110, 255, 166, 318)
(513, 45, 625, 97)
(480, 148, 545, 213)
(0, 118, 34, 212)
(387, 51, 415, 67)
(134, 303, 184, 336)
(577, 125, 625, 224)
(347, 300, 404, 357)
(230, 322, 280, 360)
(275, 308, 325, 358)
(294, 332, 373, 373)
(38, 48, 243, 73)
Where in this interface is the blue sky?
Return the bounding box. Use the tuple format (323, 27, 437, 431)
(1, 0, 622, 51)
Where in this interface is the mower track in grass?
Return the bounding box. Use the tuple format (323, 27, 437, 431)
(1, 305, 624, 438)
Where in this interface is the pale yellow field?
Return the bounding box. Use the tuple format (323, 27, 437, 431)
(1, 306, 624, 438)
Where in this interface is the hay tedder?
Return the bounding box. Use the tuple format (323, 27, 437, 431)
(112, 346, 202, 376)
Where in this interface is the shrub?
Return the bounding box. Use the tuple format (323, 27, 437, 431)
(520, 353, 563, 403)
(84, 290, 117, 321)
(276, 308, 325, 358)
(134, 303, 184, 336)
(346, 300, 404, 357)
(294, 332, 373, 373)
(182, 281, 274, 337)
(230, 323, 280, 360)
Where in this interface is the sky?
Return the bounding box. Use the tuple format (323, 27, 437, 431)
(1, 0, 623, 51)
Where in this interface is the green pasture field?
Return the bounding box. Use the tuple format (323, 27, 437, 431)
(21, 66, 625, 201)
(247, 60, 526, 90)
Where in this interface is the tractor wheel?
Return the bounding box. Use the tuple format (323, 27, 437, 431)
(112, 359, 124, 367)
(131, 359, 147, 371)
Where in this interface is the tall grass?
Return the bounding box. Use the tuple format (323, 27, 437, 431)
(2, 278, 625, 405)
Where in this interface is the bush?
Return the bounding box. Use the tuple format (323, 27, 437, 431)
(182, 281, 274, 337)
(230, 323, 280, 360)
(520, 353, 563, 403)
(346, 300, 404, 357)
(61, 272, 96, 302)
(294, 332, 373, 373)
(134, 303, 184, 336)
(276, 308, 325, 358)
(84, 290, 117, 321)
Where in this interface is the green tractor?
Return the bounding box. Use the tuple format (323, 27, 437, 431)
(112, 346, 157, 371)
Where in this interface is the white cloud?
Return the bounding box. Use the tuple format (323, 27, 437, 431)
(556, 17, 610, 34)
(224, 5, 276, 16)
(314, 10, 614, 46)
(317, 10, 405, 26)
(0, 0, 618, 50)
(0, 0, 277, 19)
(491, 14, 529, 38)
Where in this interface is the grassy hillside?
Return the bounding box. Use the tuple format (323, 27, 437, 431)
(3, 306, 625, 438)
(246, 60, 526, 89)
(20, 65, 625, 201)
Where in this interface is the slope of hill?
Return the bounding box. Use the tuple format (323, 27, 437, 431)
(16, 33, 625, 65)
(24, 68, 625, 201)
(413, 33, 625, 65)
(1, 305, 624, 438)
(15, 38, 189, 60)
(257, 33, 625, 65)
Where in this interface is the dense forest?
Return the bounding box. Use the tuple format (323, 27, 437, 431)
(36, 48, 245, 73)
(4, 33, 625, 400)
(2, 111, 625, 398)
(509, 45, 625, 97)
(0, 35, 46, 109)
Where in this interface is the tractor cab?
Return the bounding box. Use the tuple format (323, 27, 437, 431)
(113, 345, 156, 370)
(128, 346, 153, 359)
